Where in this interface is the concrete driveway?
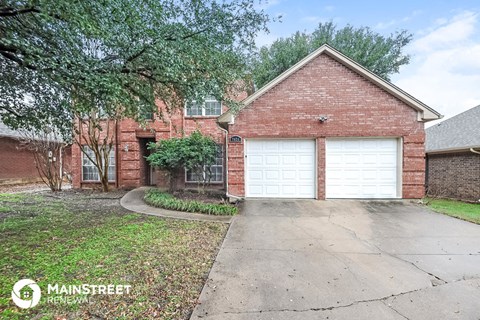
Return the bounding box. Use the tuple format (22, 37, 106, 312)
(190, 200, 480, 320)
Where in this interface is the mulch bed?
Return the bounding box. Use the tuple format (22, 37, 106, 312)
(172, 189, 228, 204)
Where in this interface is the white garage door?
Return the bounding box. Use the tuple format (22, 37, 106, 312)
(326, 139, 399, 199)
(246, 140, 316, 198)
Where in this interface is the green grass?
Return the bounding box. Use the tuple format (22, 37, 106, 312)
(0, 192, 228, 319)
(144, 189, 238, 216)
(426, 198, 480, 224)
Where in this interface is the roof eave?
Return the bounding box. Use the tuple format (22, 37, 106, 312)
(426, 146, 480, 154)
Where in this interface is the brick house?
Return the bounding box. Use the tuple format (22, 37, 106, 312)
(426, 105, 480, 201)
(71, 95, 240, 190)
(218, 45, 441, 199)
(0, 120, 72, 185)
(72, 44, 441, 199)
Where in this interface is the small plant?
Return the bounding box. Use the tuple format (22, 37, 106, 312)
(144, 189, 237, 216)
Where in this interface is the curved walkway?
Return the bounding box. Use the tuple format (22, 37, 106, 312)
(120, 187, 233, 223)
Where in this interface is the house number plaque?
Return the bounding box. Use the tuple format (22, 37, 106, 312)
(229, 135, 242, 143)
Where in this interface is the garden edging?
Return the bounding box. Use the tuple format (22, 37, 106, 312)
(120, 187, 233, 223)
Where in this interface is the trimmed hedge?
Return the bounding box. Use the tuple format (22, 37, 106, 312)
(144, 189, 238, 216)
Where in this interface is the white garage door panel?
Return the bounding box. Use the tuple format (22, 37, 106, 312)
(326, 139, 399, 199)
(246, 140, 316, 198)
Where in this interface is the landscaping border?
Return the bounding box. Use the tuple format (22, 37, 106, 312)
(120, 187, 233, 223)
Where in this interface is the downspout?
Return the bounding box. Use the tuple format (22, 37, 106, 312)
(471, 148, 480, 202)
(216, 123, 229, 197)
(115, 120, 119, 189)
(470, 148, 480, 155)
(59, 144, 63, 187)
(425, 152, 429, 195)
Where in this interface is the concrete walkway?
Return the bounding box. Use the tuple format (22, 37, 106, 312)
(120, 187, 232, 223)
(190, 199, 480, 320)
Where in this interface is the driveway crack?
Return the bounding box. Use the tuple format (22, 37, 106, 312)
(328, 213, 448, 285)
(364, 239, 448, 285)
(220, 287, 424, 315)
(382, 299, 411, 320)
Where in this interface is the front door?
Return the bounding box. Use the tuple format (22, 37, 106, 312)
(139, 138, 156, 186)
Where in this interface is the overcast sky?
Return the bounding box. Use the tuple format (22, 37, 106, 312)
(255, 0, 480, 126)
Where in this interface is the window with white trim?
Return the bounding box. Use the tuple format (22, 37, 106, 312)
(186, 145, 223, 183)
(185, 96, 222, 116)
(82, 147, 115, 181)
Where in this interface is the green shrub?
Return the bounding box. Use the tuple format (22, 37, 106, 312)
(144, 189, 237, 216)
(146, 131, 218, 192)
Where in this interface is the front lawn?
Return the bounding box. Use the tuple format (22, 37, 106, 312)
(0, 192, 228, 319)
(426, 198, 480, 224)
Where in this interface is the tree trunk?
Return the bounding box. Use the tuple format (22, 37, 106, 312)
(101, 175, 109, 192)
(169, 171, 177, 193)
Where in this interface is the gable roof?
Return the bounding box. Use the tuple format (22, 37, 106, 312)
(426, 105, 480, 153)
(218, 44, 441, 124)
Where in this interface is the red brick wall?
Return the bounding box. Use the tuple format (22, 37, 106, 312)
(0, 137, 72, 185)
(0, 137, 40, 183)
(71, 141, 82, 189)
(226, 54, 426, 199)
(427, 152, 480, 201)
(72, 101, 227, 190)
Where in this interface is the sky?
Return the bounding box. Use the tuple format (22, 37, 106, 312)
(254, 0, 480, 126)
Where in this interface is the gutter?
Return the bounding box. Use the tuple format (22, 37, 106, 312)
(470, 148, 480, 155)
(427, 146, 480, 155)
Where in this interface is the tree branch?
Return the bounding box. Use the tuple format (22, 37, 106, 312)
(0, 6, 40, 17)
(0, 105, 24, 118)
(0, 6, 64, 20)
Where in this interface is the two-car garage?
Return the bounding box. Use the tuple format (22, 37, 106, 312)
(245, 138, 400, 199)
(218, 46, 439, 200)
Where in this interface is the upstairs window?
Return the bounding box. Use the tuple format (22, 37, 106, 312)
(139, 102, 155, 120)
(140, 110, 154, 120)
(185, 96, 222, 116)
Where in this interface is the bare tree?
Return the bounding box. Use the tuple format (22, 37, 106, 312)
(74, 109, 117, 192)
(19, 127, 69, 192)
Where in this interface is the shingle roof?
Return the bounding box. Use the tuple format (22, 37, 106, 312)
(0, 119, 23, 139)
(0, 118, 66, 142)
(426, 105, 480, 153)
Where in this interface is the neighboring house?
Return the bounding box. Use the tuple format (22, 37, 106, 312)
(425, 105, 480, 201)
(0, 120, 72, 185)
(72, 44, 442, 199)
(218, 45, 441, 199)
(71, 96, 240, 190)
(0, 121, 39, 185)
